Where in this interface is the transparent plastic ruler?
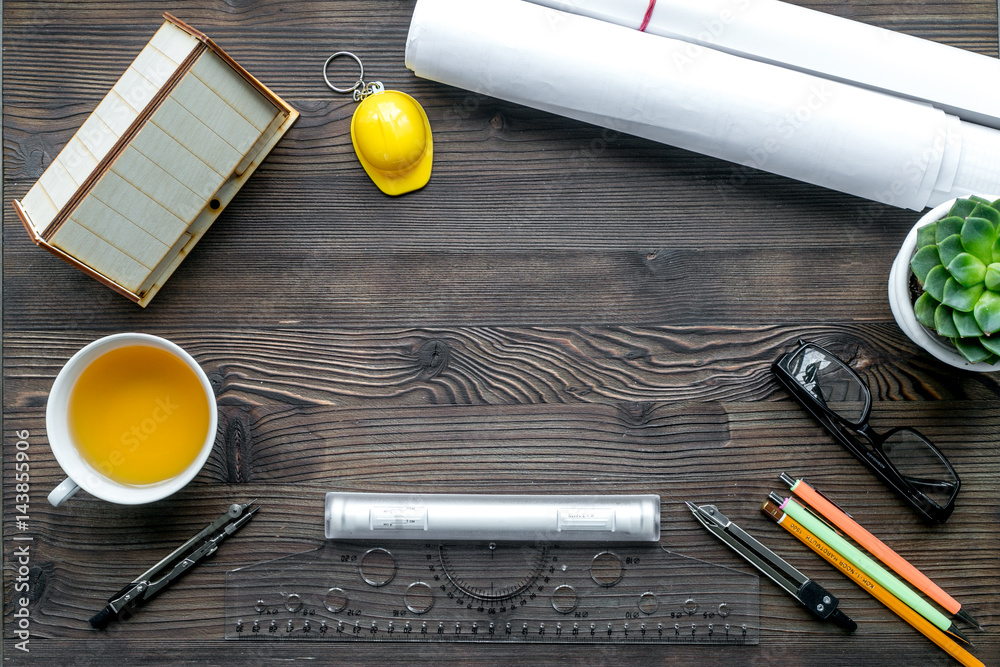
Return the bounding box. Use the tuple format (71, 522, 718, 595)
(225, 541, 759, 645)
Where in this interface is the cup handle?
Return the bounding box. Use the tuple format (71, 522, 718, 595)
(48, 478, 81, 507)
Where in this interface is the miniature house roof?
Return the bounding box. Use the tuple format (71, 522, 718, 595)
(13, 14, 298, 306)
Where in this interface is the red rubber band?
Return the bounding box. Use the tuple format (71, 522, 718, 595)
(639, 0, 656, 31)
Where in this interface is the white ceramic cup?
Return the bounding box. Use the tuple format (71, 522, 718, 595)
(45, 333, 218, 506)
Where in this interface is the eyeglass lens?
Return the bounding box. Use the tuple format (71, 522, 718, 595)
(882, 429, 958, 508)
(786, 345, 868, 423)
(785, 344, 957, 511)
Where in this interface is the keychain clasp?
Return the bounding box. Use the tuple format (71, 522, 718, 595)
(323, 51, 384, 101)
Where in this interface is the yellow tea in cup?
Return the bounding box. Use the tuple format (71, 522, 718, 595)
(67, 345, 212, 486)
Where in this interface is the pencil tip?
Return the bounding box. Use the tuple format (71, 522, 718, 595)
(948, 624, 975, 646)
(955, 608, 983, 631)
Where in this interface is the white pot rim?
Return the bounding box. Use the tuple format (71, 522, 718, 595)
(888, 197, 1000, 371)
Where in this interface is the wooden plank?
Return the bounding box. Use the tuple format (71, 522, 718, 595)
(93, 89, 140, 138)
(69, 195, 170, 269)
(76, 114, 120, 163)
(112, 65, 161, 114)
(234, 111, 286, 176)
(170, 72, 263, 154)
(17, 183, 59, 233)
(48, 220, 150, 291)
(54, 136, 98, 186)
(130, 121, 229, 200)
(0, 241, 944, 327)
(109, 146, 206, 224)
(148, 20, 201, 64)
(131, 41, 185, 90)
(136, 232, 191, 296)
(4, 326, 997, 406)
(88, 170, 188, 245)
(35, 156, 77, 212)
(190, 50, 280, 132)
(149, 97, 244, 177)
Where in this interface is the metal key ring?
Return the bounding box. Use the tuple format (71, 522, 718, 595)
(323, 51, 364, 94)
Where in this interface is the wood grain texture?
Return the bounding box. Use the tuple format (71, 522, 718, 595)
(68, 196, 170, 270)
(190, 51, 280, 132)
(48, 219, 150, 291)
(4, 0, 1000, 665)
(129, 121, 229, 201)
(111, 146, 205, 224)
(148, 20, 201, 65)
(148, 97, 244, 177)
(87, 170, 188, 246)
(170, 74, 262, 155)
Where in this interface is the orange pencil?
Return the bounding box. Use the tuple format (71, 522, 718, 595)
(761, 500, 983, 667)
(780, 473, 980, 629)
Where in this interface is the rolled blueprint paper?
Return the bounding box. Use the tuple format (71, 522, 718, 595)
(405, 0, 1000, 210)
(526, 0, 1000, 130)
(325, 492, 661, 542)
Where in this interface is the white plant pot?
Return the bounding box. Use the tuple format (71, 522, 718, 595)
(888, 197, 1000, 371)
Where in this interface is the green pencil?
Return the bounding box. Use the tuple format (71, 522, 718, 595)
(778, 496, 971, 645)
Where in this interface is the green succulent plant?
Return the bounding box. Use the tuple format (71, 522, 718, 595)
(910, 195, 1000, 364)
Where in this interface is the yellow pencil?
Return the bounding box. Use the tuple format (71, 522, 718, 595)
(761, 501, 983, 667)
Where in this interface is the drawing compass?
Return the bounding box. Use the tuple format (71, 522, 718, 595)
(90, 500, 259, 630)
(687, 501, 856, 633)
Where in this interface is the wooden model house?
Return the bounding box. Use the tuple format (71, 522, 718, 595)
(12, 14, 298, 306)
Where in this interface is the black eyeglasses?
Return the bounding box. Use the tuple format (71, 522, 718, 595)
(771, 340, 960, 523)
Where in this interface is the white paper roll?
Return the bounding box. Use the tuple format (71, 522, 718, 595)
(405, 0, 1000, 209)
(526, 0, 1000, 130)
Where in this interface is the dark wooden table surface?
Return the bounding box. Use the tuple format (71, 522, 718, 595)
(4, 0, 999, 664)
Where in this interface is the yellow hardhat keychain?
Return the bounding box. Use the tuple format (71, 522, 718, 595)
(323, 51, 433, 196)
